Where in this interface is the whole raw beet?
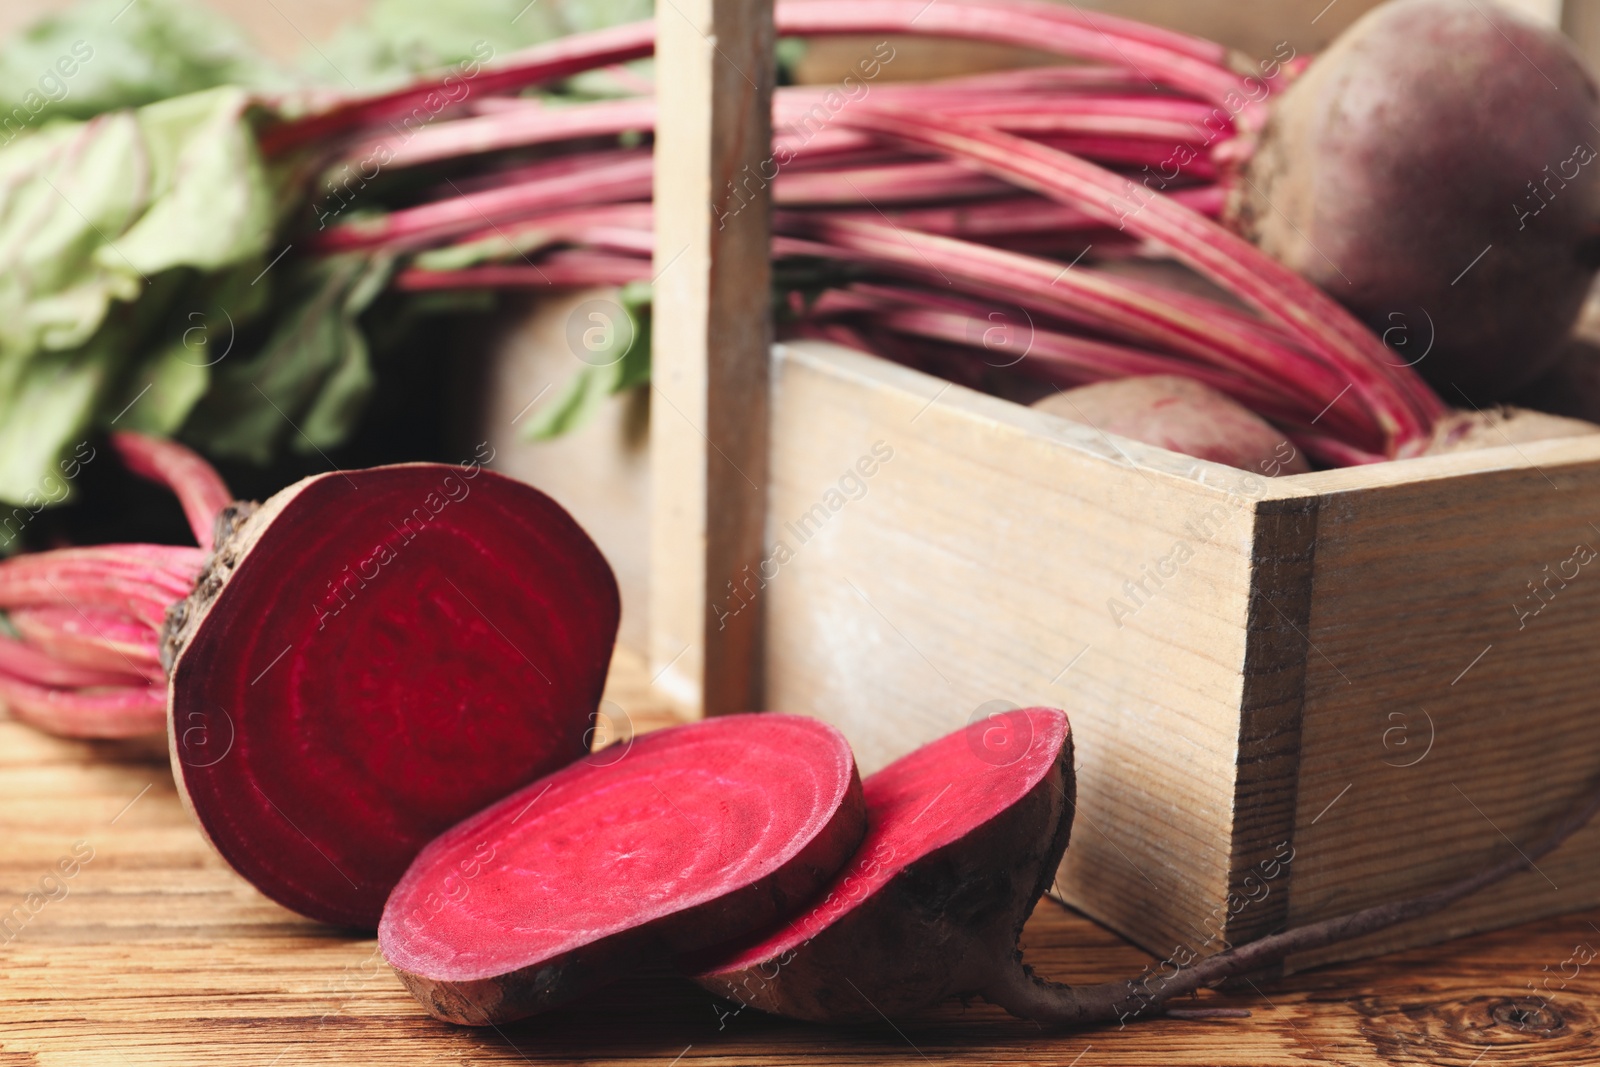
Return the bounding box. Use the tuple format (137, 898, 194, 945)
(1228, 0, 1600, 398)
(1034, 376, 1311, 475)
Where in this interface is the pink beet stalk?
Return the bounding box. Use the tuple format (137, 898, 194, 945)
(777, 159, 1011, 206)
(384, 181, 1381, 447)
(822, 283, 1288, 399)
(791, 215, 1381, 445)
(260, 21, 658, 154)
(265, 0, 1247, 157)
(265, 1, 1446, 465)
(354, 89, 1222, 179)
(10, 607, 164, 677)
(813, 287, 1283, 407)
(421, 203, 654, 261)
(0, 433, 232, 739)
(316, 151, 653, 253)
(0, 674, 164, 739)
(0, 563, 181, 630)
(110, 432, 234, 551)
(395, 256, 650, 291)
(0, 634, 147, 688)
(809, 282, 1378, 463)
(773, 0, 1246, 106)
(833, 108, 1444, 453)
(950, 0, 1230, 64)
(344, 97, 658, 173)
(828, 186, 1223, 238)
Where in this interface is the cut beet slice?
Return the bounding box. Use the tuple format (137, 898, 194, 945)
(165, 463, 619, 929)
(699, 706, 1073, 1022)
(379, 713, 865, 1025)
(701, 708, 1600, 1028)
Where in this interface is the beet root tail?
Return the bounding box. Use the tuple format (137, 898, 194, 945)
(983, 770, 1600, 1027)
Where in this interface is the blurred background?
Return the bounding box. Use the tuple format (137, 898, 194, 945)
(4, 0, 1595, 65)
(1, 0, 1589, 62)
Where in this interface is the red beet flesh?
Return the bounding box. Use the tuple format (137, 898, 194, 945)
(1232, 0, 1600, 397)
(379, 713, 866, 1025)
(166, 464, 619, 929)
(698, 707, 1073, 1022)
(697, 709, 1600, 1029)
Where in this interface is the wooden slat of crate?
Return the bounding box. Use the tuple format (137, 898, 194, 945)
(650, 0, 775, 715)
(764, 340, 1600, 968)
(1270, 441, 1600, 969)
(763, 339, 1266, 961)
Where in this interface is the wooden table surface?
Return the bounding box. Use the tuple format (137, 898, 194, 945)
(2, 649, 1597, 1066)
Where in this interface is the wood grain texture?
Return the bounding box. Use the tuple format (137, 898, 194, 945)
(463, 326, 1600, 970)
(4, 647, 1600, 1066)
(1226, 495, 1316, 955)
(763, 341, 1600, 973)
(763, 340, 1268, 963)
(1269, 436, 1600, 971)
(650, 0, 776, 716)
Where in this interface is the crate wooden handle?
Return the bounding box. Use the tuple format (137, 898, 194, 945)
(650, 0, 776, 715)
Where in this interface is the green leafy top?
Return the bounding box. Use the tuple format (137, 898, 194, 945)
(0, 0, 289, 122)
(0, 86, 277, 503)
(312, 0, 655, 89)
(0, 0, 662, 506)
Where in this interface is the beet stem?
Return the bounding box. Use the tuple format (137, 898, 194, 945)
(265, 1, 1447, 464)
(0, 436, 229, 738)
(832, 107, 1447, 452)
(263, 3, 1421, 463)
(263, 0, 1243, 155)
(110, 432, 234, 552)
(315, 151, 653, 253)
(0, 633, 147, 689)
(8, 606, 164, 679)
(983, 772, 1600, 1026)
(0, 671, 165, 738)
(797, 215, 1388, 447)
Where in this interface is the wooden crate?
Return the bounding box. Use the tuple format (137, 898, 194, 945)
(486, 328, 1600, 971)
(761, 339, 1600, 971)
(475, 0, 1600, 972)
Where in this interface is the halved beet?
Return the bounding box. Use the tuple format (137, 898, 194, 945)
(164, 463, 619, 929)
(699, 706, 1073, 1022)
(378, 713, 865, 1025)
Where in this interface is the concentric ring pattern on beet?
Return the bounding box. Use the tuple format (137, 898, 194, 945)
(379, 712, 865, 1024)
(167, 463, 620, 928)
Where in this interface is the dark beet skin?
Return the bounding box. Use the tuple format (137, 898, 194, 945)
(698, 707, 1074, 1022)
(1034, 375, 1312, 475)
(1423, 405, 1599, 454)
(379, 714, 866, 1025)
(1513, 334, 1600, 422)
(165, 464, 620, 929)
(1229, 0, 1600, 398)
